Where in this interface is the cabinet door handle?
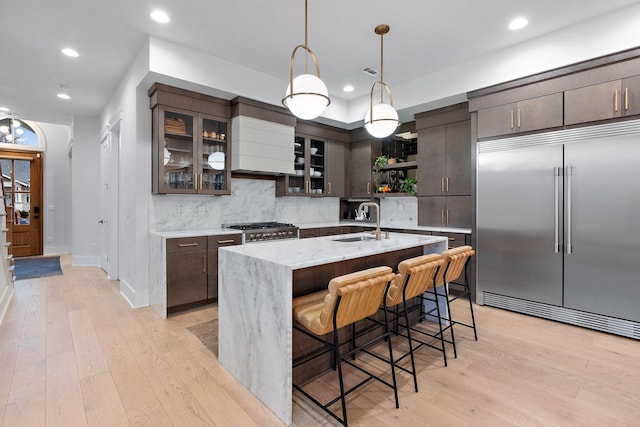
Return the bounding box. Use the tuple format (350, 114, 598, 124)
(441, 209, 445, 224)
(510, 110, 514, 129)
(178, 243, 198, 247)
(217, 239, 236, 244)
(203, 255, 206, 273)
(446, 177, 449, 192)
(367, 182, 371, 195)
(615, 90, 619, 112)
(517, 109, 521, 129)
(446, 209, 449, 224)
(448, 237, 455, 241)
(625, 87, 629, 111)
(328, 182, 331, 194)
(441, 177, 445, 193)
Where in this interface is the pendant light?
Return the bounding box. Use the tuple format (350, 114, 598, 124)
(364, 24, 399, 138)
(282, 0, 330, 120)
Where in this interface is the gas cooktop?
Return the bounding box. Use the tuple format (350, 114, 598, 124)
(224, 222, 297, 230)
(223, 222, 299, 243)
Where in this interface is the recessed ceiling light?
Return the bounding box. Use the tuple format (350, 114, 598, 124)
(0, 107, 9, 112)
(57, 93, 71, 100)
(343, 85, 354, 92)
(151, 10, 170, 23)
(61, 47, 79, 58)
(509, 17, 529, 31)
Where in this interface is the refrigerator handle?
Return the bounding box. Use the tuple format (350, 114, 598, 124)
(566, 165, 573, 255)
(554, 167, 561, 253)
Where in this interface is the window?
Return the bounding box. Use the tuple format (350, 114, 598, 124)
(0, 118, 44, 149)
(0, 158, 31, 225)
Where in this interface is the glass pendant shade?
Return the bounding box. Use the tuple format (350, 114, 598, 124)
(364, 102, 399, 138)
(283, 73, 329, 120)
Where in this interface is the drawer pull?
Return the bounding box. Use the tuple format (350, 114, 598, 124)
(203, 255, 206, 273)
(217, 239, 236, 244)
(448, 237, 455, 241)
(178, 243, 198, 247)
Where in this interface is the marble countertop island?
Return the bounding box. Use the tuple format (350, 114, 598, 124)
(218, 232, 447, 425)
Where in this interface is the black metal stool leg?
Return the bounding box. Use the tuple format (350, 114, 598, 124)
(333, 326, 348, 426)
(401, 297, 419, 391)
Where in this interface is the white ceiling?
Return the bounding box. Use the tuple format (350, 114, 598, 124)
(2, 0, 640, 126)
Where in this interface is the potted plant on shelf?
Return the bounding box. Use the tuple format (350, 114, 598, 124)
(400, 177, 417, 195)
(374, 155, 388, 172)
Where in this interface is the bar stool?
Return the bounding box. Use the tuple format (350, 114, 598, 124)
(424, 246, 477, 358)
(383, 254, 446, 391)
(292, 266, 398, 427)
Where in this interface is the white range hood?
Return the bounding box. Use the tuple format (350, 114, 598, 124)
(231, 115, 295, 175)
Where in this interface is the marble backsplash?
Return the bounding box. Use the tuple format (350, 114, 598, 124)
(149, 177, 419, 232)
(149, 178, 340, 231)
(378, 196, 419, 228)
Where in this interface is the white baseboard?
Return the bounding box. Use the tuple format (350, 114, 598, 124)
(71, 255, 100, 266)
(43, 246, 70, 256)
(0, 284, 14, 325)
(120, 279, 140, 308)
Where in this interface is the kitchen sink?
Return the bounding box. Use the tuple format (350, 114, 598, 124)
(333, 235, 376, 242)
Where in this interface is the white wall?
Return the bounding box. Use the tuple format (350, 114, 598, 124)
(40, 122, 72, 255)
(100, 40, 151, 307)
(70, 116, 101, 266)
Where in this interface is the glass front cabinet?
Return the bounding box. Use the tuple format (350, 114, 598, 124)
(279, 135, 326, 196)
(150, 84, 231, 195)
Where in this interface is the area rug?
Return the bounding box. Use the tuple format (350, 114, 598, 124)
(187, 319, 218, 357)
(14, 256, 63, 280)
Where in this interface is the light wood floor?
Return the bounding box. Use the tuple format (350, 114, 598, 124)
(1, 255, 639, 426)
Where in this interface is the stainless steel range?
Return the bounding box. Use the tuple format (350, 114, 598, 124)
(223, 222, 299, 243)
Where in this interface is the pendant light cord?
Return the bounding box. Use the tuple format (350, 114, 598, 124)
(304, 0, 309, 74)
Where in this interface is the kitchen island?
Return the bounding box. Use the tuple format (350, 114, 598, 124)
(218, 232, 447, 425)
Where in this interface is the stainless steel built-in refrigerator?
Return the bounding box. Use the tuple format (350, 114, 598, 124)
(477, 120, 640, 339)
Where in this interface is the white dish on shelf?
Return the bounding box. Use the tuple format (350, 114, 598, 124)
(295, 170, 304, 176)
(296, 157, 304, 164)
(310, 147, 318, 155)
(208, 152, 225, 170)
(294, 142, 301, 148)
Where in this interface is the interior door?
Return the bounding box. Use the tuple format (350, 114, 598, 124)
(477, 144, 564, 305)
(564, 134, 640, 321)
(99, 121, 119, 280)
(0, 151, 43, 257)
(100, 137, 112, 275)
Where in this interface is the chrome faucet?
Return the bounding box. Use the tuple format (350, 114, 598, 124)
(358, 202, 382, 240)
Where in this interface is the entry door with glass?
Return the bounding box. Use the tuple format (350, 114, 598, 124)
(1, 151, 43, 257)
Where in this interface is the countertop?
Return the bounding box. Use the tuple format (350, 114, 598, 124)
(149, 228, 241, 238)
(302, 220, 472, 234)
(219, 231, 447, 270)
(149, 222, 470, 239)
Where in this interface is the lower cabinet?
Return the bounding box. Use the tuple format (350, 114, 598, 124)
(299, 226, 364, 239)
(207, 234, 243, 300)
(166, 237, 208, 309)
(167, 233, 241, 313)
